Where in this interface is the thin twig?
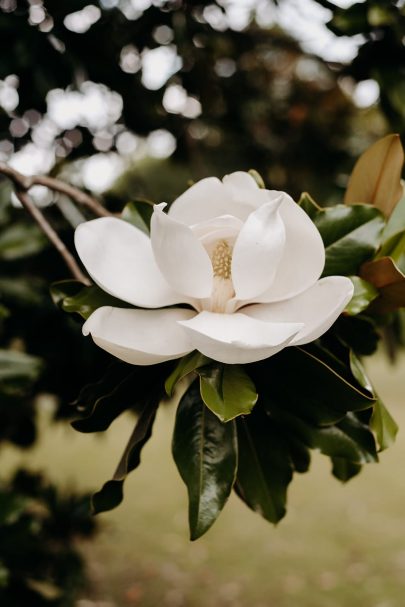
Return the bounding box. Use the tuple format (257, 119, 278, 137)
(0, 162, 112, 217)
(15, 189, 90, 285)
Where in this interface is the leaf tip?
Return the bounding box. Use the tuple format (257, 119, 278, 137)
(91, 480, 124, 514)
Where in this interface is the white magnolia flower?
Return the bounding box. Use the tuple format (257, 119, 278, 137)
(75, 172, 354, 365)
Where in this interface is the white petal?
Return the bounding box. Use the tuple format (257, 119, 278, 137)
(231, 197, 286, 300)
(178, 311, 303, 364)
(253, 193, 325, 303)
(223, 171, 280, 207)
(83, 306, 195, 365)
(191, 215, 243, 242)
(169, 177, 232, 225)
(75, 217, 187, 308)
(222, 171, 259, 196)
(151, 204, 213, 299)
(169, 175, 262, 225)
(242, 276, 354, 346)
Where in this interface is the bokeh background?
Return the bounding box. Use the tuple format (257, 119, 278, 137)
(0, 1, 404, 605)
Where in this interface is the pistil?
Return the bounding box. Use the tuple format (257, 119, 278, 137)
(212, 240, 232, 280)
(209, 239, 235, 312)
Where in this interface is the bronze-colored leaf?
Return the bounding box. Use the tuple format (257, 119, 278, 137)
(360, 256, 405, 313)
(344, 134, 404, 218)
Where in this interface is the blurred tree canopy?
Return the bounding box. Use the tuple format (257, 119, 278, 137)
(0, 0, 403, 201)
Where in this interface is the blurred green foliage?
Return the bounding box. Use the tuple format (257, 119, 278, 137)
(0, 469, 96, 606)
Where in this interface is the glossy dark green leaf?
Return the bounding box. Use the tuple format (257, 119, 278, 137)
(72, 364, 137, 433)
(92, 397, 159, 514)
(371, 399, 398, 451)
(235, 407, 293, 524)
(333, 315, 380, 356)
(313, 204, 385, 276)
(165, 351, 210, 397)
(379, 230, 405, 270)
(272, 408, 377, 464)
(286, 436, 311, 474)
(172, 381, 237, 540)
(346, 276, 378, 315)
(350, 351, 398, 451)
(381, 190, 405, 243)
(198, 364, 258, 422)
(122, 200, 154, 234)
(50, 279, 127, 319)
(251, 345, 375, 425)
(91, 480, 124, 514)
(331, 457, 362, 482)
(335, 413, 378, 462)
(349, 350, 373, 393)
(72, 361, 172, 432)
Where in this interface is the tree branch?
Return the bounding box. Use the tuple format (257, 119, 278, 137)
(15, 189, 90, 285)
(0, 162, 112, 217)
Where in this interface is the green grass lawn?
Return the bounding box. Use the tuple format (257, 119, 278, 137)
(3, 352, 405, 607)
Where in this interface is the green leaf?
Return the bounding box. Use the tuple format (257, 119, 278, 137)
(331, 458, 362, 482)
(0, 223, 48, 260)
(271, 408, 377, 464)
(298, 192, 323, 220)
(235, 407, 293, 524)
(72, 365, 137, 433)
(349, 352, 397, 451)
(346, 276, 378, 315)
(92, 397, 159, 514)
(251, 345, 375, 425)
(349, 350, 373, 393)
(198, 364, 258, 422)
(287, 436, 311, 474)
(51, 280, 127, 319)
(122, 200, 154, 234)
(91, 480, 124, 515)
(381, 188, 405, 243)
(371, 399, 398, 451)
(172, 381, 237, 540)
(378, 230, 405, 270)
(0, 349, 43, 392)
(313, 204, 385, 276)
(165, 351, 210, 397)
(73, 361, 173, 432)
(334, 314, 380, 356)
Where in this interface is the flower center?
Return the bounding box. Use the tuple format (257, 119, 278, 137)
(212, 240, 232, 280)
(204, 239, 235, 313)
